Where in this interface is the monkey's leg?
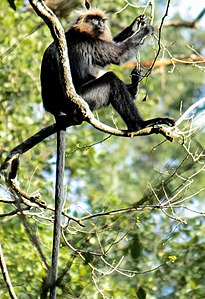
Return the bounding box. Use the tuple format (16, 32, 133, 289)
(80, 72, 175, 131)
(80, 72, 144, 131)
(79, 75, 110, 111)
(126, 67, 175, 128)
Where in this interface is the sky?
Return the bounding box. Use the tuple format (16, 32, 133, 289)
(168, 0, 205, 27)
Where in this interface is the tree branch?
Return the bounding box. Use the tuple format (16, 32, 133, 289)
(145, 0, 171, 77)
(141, 54, 205, 69)
(0, 244, 18, 299)
(29, 0, 91, 121)
(0, 122, 179, 205)
(163, 8, 205, 28)
(175, 97, 205, 127)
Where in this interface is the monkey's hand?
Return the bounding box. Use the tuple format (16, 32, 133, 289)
(131, 15, 147, 32)
(113, 15, 153, 43)
(132, 25, 154, 45)
(142, 25, 155, 36)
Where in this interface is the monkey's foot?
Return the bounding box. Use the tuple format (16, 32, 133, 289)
(143, 117, 175, 128)
(130, 63, 142, 85)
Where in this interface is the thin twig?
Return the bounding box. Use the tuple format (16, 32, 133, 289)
(145, 0, 171, 77)
(0, 244, 18, 299)
(175, 97, 205, 127)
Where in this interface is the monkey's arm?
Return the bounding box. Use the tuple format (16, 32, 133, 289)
(113, 15, 147, 43)
(93, 25, 154, 66)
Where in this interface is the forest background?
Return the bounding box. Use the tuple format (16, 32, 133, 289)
(1, 0, 205, 298)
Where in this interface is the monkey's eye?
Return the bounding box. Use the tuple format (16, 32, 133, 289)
(85, 17, 105, 26)
(92, 18, 98, 25)
(92, 18, 104, 26)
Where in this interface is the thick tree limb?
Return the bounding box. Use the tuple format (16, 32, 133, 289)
(29, 0, 91, 121)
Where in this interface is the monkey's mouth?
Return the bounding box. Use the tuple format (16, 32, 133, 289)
(94, 27, 104, 35)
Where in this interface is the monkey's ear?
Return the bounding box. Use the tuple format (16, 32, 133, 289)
(84, 0, 91, 10)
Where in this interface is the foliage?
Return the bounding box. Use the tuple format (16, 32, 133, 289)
(1, 0, 205, 298)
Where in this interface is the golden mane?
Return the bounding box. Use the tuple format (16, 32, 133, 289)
(72, 8, 112, 41)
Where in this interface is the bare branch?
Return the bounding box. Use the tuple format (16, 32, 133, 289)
(175, 97, 205, 127)
(145, 0, 171, 76)
(141, 54, 205, 69)
(0, 122, 178, 211)
(0, 244, 18, 299)
(18, 210, 50, 269)
(163, 8, 205, 28)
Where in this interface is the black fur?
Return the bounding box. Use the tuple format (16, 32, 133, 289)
(113, 15, 147, 43)
(41, 14, 174, 131)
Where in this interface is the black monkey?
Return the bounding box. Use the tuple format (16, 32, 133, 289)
(41, 9, 174, 131)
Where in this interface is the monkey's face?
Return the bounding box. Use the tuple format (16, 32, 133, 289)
(73, 10, 112, 41)
(85, 16, 106, 37)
